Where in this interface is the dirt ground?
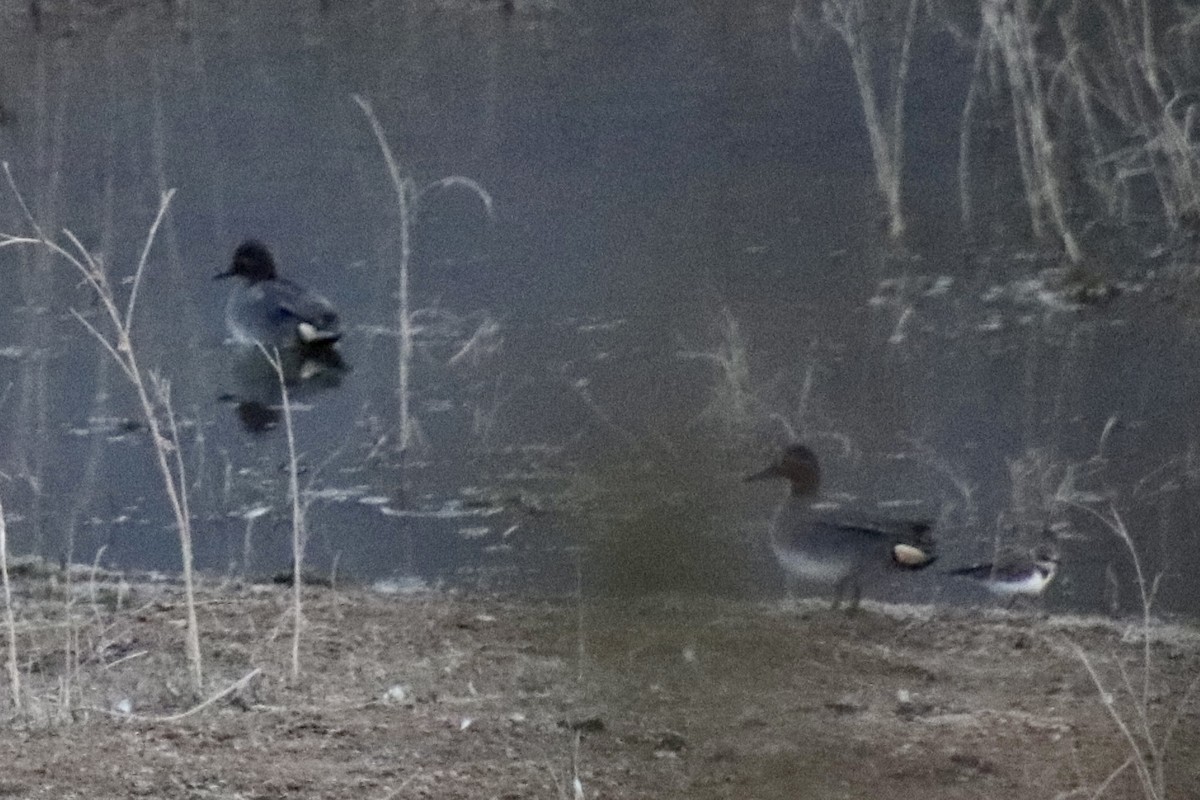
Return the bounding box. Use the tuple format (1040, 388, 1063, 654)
(0, 569, 1197, 799)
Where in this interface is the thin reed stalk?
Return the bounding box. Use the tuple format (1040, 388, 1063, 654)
(352, 94, 493, 476)
(0, 493, 20, 713)
(958, 30, 989, 225)
(258, 346, 305, 680)
(283, 372, 304, 682)
(353, 95, 416, 466)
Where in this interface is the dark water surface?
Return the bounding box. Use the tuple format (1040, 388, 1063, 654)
(0, 0, 1197, 618)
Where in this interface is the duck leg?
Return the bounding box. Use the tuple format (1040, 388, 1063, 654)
(831, 578, 847, 611)
(782, 573, 800, 608)
(847, 579, 863, 612)
(831, 576, 862, 612)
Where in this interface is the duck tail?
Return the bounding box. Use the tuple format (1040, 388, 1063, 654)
(945, 564, 987, 578)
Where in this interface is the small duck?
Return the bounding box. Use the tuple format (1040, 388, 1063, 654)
(746, 444, 938, 610)
(946, 544, 1060, 602)
(215, 240, 342, 350)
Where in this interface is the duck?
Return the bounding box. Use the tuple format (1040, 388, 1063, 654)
(746, 444, 938, 610)
(946, 544, 1060, 603)
(215, 240, 342, 350)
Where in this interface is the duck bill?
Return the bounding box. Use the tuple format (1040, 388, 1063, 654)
(744, 464, 781, 483)
(213, 269, 234, 280)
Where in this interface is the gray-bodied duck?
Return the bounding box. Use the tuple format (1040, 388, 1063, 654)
(215, 240, 342, 350)
(946, 543, 1059, 602)
(746, 444, 937, 610)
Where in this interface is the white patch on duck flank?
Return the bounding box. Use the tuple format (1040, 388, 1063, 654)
(985, 565, 1057, 596)
(771, 545, 852, 584)
(892, 543, 934, 568)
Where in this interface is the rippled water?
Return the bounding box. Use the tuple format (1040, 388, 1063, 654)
(0, 0, 1197, 618)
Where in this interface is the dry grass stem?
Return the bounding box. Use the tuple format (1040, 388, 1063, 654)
(0, 162, 203, 692)
(93, 668, 263, 724)
(352, 94, 493, 467)
(1070, 643, 1161, 799)
(0, 494, 20, 713)
(258, 345, 305, 680)
(679, 307, 763, 441)
(353, 94, 416, 462)
(1060, 497, 1188, 799)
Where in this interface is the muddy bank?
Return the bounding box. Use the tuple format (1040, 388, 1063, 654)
(0, 571, 1197, 798)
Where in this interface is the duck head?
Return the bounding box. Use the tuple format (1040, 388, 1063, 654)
(215, 240, 278, 284)
(1032, 542, 1061, 575)
(745, 444, 821, 497)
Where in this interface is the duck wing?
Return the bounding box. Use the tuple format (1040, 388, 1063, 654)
(817, 510, 934, 546)
(802, 513, 937, 570)
(271, 279, 341, 333)
(947, 562, 997, 579)
(948, 560, 1032, 581)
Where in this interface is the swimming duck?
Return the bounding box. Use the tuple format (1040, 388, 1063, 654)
(746, 444, 938, 610)
(215, 240, 342, 350)
(946, 544, 1060, 602)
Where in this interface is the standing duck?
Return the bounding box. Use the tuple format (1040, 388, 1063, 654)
(215, 240, 342, 350)
(746, 444, 938, 610)
(946, 544, 1060, 605)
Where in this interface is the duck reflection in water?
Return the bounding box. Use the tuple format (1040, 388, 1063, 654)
(221, 346, 346, 434)
(746, 444, 938, 610)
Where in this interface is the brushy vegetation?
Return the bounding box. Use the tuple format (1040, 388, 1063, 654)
(794, 0, 1200, 259)
(679, 307, 765, 442)
(0, 167, 204, 695)
(792, 0, 921, 240)
(1063, 502, 1198, 800)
